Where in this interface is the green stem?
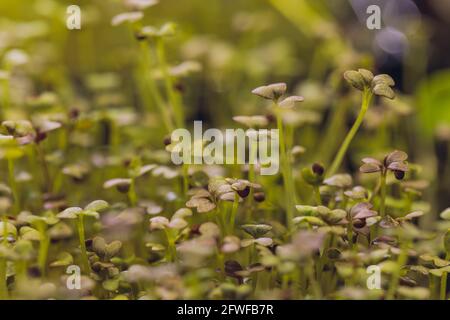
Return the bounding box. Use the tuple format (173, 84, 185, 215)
(313, 185, 322, 205)
(307, 260, 322, 299)
(1, 75, 11, 120)
(340, 192, 348, 210)
(248, 137, 257, 184)
(138, 40, 174, 132)
(318, 98, 350, 167)
(36, 143, 52, 193)
(77, 215, 90, 273)
(386, 242, 408, 299)
(128, 178, 138, 207)
(38, 225, 50, 276)
(430, 275, 437, 300)
(0, 258, 6, 300)
(440, 252, 450, 300)
(347, 217, 354, 250)
(327, 89, 372, 177)
(247, 138, 257, 221)
(155, 38, 184, 128)
(318, 234, 333, 279)
(164, 229, 176, 262)
(7, 158, 19, 214)
(217, 250, 225, 280)
(229, 193, 239, 234)
(0, 215, 8, 299)
(379, 171, 387, 218)
(276, 109, 295, 230)
(182, 163, 189, 199)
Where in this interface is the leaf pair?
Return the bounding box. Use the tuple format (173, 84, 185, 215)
(58, 200, 109, 220)
(251, 83, 304, 108)
(92, 236, 122, 260)
(344, 69, 395, 99)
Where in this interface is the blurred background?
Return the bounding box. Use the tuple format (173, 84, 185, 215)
(0, 0, 449, 219)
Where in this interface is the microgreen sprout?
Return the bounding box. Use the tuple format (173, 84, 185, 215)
(58, 200, 109, 273)
(252, 83, 303, 230)
(327, 69, 395, 177)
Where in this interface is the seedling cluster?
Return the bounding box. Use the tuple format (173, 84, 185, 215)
(0, 0, 448, 301)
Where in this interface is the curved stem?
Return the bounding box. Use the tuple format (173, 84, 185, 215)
(327, 89, 372, 177)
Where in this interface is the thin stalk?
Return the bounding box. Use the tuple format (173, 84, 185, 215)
(275, 108, 295, 230)
(1, 75, 11, 120)
(248, 137, 257, 184)
(313, 185, 322, 205)
(214, 208, 224, 236)
(138, 41, 174, 132)
(7, 158, 19, 214)
(77, 215, 90, 273)
(0, 215, 8, 299)
(37, 225, 50, 276)
(247, 138, 257, 220)
(216, 250, 225, 280)
(128, 178, 138, 207)
(318, 234, 333, 278)
(0, 258, 6, 300)
(306, 260, 322, 299)
(430, 275, 437, 300)
(35, 143, 52, 193)
(155, 38, 184, 128)
(229, 193, 239, 234)
(379, 171, 387, 218)
(440, 252, 450, 300)
(182, 163, 189, 199)
(327, 89, 372, 177)
(164, 229, 176, 262)
(340, 192, 348, 210)
(318, 98, 350, 167)
(222, 202, 230, 235)
(347, 217, 354, 250)
(386, 241, 408, 299)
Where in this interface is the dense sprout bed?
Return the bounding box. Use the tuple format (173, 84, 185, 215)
(0, 0, 449, 300)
